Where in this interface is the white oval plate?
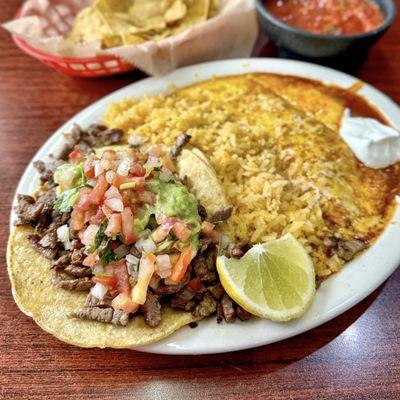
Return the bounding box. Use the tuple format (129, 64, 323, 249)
(10, 59, 400, 355)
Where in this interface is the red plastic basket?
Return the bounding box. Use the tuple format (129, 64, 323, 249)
(13, 6, 135, 78)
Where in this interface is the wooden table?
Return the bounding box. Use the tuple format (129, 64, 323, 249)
(1, 2, 399, 399)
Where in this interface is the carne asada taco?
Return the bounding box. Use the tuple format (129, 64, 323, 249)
(7, 124, 247, 348)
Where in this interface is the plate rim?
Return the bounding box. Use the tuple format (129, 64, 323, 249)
(8, 58, 400, 355)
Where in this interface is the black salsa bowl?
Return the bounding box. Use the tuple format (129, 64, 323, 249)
(255, 0, 397, 71)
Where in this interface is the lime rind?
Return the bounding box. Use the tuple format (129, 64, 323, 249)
(216, 234, 316, 321)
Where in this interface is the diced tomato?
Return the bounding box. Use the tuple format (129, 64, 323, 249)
(156, 214, 176, 225)
(104, 185, 122, 200)
(172, 221, 191, 242)
(146, 171, 155, 180)
(89, 174, 108, 205)
(69, 149, 84, 164)
(170, 246, 196, 283)
(83, 157, 96, 178)
(83, 253, 99, 267)
(74, 188, 93, 211)
(120, 190, 131, 206)
(151, 223, 173, 243)
(105, 213, 122, 236)
(112, 293, 139, 313)
(104, 198, 124, 213)
(162, 155, 176, 172)
(71, 209, 85, 231)
(113, 259, 131, 295)
(121, 206, 136, 244)
(92, 275, 118, 289)
(201, 221, 216, 238)
(111, 242, 120, 250)
(101, 204, 113, 220)
(130, 164, 146, 177)
(84, 208, 96, 224)
(90, 207, 106, 224)
(189, 277, 202, 291)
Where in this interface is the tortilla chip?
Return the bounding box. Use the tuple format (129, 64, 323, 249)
(177, 147, 229, 215)
(165, 0, 188, 25)
(7, 226, 196, 348)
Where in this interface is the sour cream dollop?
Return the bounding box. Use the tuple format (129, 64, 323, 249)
(340, 109, 400, 169)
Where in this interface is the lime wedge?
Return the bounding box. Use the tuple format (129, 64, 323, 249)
(216, 234, 316, 321)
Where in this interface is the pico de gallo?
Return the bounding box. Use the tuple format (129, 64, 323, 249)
(14, 124, 251, 328)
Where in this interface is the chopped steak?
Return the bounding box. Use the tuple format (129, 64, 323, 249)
(216, 302, 224, 323)
(57, 124, 83, 160)
(153, 269, 191, 295)
(326, 237, 368, 261)
(34, 159, 65, 184)
(192, 293, 217, 318)
(63, 265, 92, 278)
(170, 297, 196, 311)
(51, 253, 71, 269)
(207, 282, 224, 300)
(141, 292, 161, 327)
(51, 272, 93, 291)
(192, 253, 216, 282)
(111, 310, 130, 326)
(70, 248, 86, 265)
(336, 239, 367, 261)
(209, 205, 233, 222)
(236, 305, 252, 321)
(85, 294, 112, 308)
(221, 294, 236, 323)
(28, 235, 58, 259)
(228, 244, 244, 259)
(169, 133, 191, 159)
(14, 195, 44, 225)
(69, 307, 129, 326)
(197, 204, 207, 220)
(38, 230, 59, 249)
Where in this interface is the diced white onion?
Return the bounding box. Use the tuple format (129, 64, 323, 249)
(126, 254, 139, 266)
(218, 233, 230, 250)
(104, 198, 124, 213)
(128, 135, 148, 147)
(138, 229, 151, 239)
(105, 185, 121, 199)
(92, 264, 104, 275)
(90, 282, 108, 300)
(94, 160, 103, 177)
(116, 151, 127, 160)
(145, 156, 162, 168)
(117, 157, 131, 176)
(105, 170, 116, 184)
(126, 255, 139, 280)
(81, 224, 99, 246)
(159, 169, 173, 182)
(56, 224, 71, 250)
(136, 237, 157, 253)
(156, 254, 172, 278)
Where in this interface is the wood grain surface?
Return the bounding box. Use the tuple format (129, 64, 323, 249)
(1, 1, 399, 399)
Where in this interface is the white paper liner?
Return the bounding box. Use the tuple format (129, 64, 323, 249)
(3, 0, 258, 76)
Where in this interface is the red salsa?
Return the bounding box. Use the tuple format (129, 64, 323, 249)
(265, 0, 385, 35)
